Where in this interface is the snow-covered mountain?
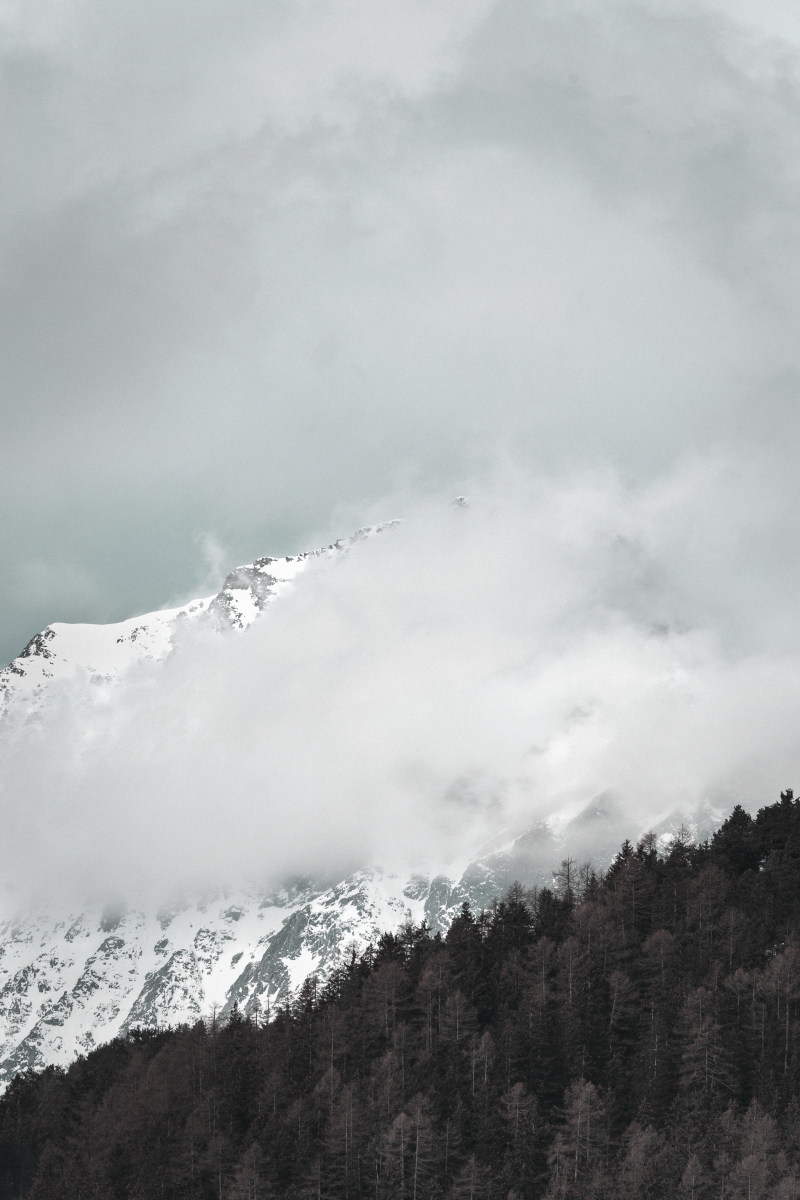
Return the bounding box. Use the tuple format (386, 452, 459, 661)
(0, 526, 394, 723)
(0, 852, 516, 1088)
(0, 527, 724, 1090)
(0, 806, 720, 1090)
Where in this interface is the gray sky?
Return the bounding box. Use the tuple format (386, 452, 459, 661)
(3, 0, 800, 664)
(5, 0, 800, 900)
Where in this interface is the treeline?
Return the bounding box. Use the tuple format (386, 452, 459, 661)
(4, 793, 800, 1198)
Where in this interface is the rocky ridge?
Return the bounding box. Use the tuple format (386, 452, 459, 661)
(0, 525, 395, 723)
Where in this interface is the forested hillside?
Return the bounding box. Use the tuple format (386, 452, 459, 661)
(3, 792, 800, 1199)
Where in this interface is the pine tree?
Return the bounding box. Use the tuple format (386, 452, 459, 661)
(679, 987, 735, 1112)
(544, 1079, 608, 1199)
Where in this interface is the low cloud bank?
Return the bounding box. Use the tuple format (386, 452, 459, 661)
(2, 461, 799, 906)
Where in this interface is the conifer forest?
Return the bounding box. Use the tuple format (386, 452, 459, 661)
(4, 791, 800, 1199)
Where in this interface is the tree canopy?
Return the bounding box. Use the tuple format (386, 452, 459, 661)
(4, 791, 800, 1198)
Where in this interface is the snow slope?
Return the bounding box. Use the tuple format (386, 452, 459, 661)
(0, 858, 515, 1087)
(0, 526, 396, 723)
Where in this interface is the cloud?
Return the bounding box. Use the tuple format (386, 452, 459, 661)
(3, 463, 800, 907)
(2, 2, 800, 904)
(2, 0, 800, 665)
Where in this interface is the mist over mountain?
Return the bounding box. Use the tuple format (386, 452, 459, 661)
(2, 468, 799, 913)
(2, 465, 799, 1090)
(4, 0, 800, 1188)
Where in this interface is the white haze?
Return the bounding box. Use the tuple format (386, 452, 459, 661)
(2, 462, 800, 906)
(3, 0, 800, 904)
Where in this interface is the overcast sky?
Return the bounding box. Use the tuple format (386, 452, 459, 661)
(2, 0, 800, 664)
(4, 1, 800, 901)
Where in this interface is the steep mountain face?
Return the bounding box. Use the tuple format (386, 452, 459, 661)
(0, 860, 515, 1088)
(0, 526, 722, 1091)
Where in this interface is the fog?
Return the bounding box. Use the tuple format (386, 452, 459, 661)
(3, 0, 800, 903)
(2, 462, 799, 905)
